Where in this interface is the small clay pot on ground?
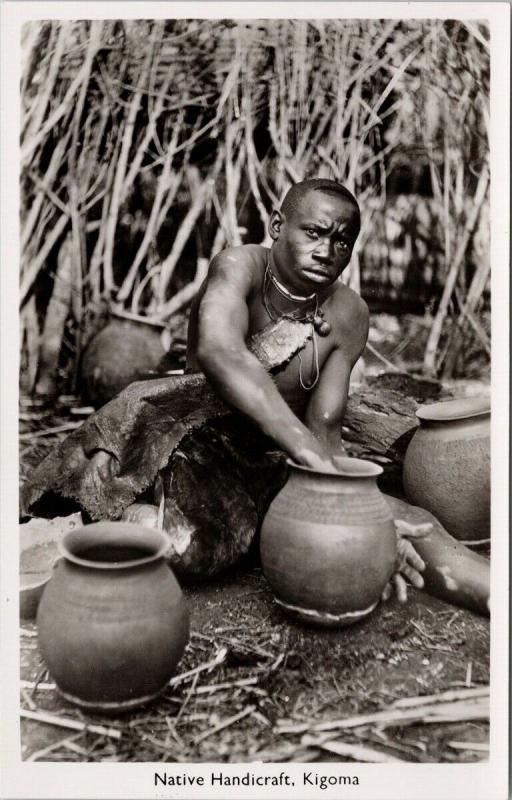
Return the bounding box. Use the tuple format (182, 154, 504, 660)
(403, 396, 490, 542)
(260, 457, 396, 627)
(37, 522, 189, 712)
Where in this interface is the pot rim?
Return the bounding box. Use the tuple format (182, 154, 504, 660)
(416, 395, 490, 423)
(286, 456, 383, 478)
(58, 522, 168, 570)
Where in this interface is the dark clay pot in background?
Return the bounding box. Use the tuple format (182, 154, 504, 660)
(403, 397, 490, 542)
(80, 319, 165, 408)
(37, 522, 189, 712)
(260, 457, 396, 627)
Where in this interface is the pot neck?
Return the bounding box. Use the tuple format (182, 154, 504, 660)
(415, 396, 490, 427)
(418, 411, 490, 430)
(59, 523, 167, 571)
(287, 457, 382, 490)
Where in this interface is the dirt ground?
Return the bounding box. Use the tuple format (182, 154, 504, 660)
(20, 562, 489, 764)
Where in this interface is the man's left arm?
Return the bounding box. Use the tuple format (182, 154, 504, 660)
(304, 294, 369, 454)
(304, 348, 354, 455)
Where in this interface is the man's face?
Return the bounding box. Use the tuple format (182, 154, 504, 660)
(269, 190, 360, 294)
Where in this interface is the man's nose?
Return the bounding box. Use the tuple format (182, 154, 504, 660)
(314, 238, 332, 260)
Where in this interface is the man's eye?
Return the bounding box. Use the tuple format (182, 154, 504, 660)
(306, 229, 319, 239)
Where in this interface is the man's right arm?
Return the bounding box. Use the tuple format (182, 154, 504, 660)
(195, 250, 332, 467)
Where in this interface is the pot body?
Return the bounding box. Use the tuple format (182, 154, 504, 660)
(260, 458, 396, 627)
(403, 400, 490, 542)
(81, 319, 165, 408)
(37, 522, 189, 712)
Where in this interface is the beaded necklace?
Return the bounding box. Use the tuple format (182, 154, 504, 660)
(262, 258, 331, 390)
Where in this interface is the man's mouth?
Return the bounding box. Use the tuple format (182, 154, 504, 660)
(302, 266, 332, 281)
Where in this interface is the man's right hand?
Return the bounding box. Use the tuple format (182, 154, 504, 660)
(293, 445, 340, 472)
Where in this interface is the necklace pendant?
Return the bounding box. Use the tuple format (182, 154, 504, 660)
(313, 314, 331, 336)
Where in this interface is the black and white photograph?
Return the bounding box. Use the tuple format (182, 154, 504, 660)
(0, 3, 509, 799)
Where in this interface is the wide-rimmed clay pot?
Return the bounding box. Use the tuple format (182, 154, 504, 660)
(37, 522, 189, 712)
(260, 457, 396, 627)
(403, 396, 490, 542)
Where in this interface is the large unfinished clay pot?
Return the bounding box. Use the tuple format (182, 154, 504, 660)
(260, 457, 396, 627)
(403, 396, 490, 542)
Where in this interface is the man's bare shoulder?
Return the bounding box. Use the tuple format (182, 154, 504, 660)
(327, 282, 369, 358)
(329, 281, 369, 327)
(210, 244, 267, 283)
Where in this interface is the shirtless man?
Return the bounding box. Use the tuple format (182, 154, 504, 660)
(188, 179, 367, 468)
(187, 178, 425, 599)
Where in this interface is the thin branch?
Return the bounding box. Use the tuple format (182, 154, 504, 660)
(21, 129, 72, 252)
(155, 257, 208, 320)
(157, 151, 224, 303)
(20, 709, 121, 740)
(22, 22, 69, 143)
(102, 24, 162, 293)
(121, 66, 175, 195)
(193, 706, 255, 745)
(22, 46, 101, 166)
(117, 113, 184, 303)
(424, 164, 489, 374)
(20, 213, 69, 308)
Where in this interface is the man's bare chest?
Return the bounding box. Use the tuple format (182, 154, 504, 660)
(247, 291, 335, 412)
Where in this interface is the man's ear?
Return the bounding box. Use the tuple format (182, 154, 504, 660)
(268, 210, 283, 241)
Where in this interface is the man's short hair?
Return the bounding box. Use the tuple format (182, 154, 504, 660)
(280, 179, 360, 222)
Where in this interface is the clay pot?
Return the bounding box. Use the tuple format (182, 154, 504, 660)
(81, 319, 165, 408)
(37, 522, 189, 712)
(260, 457, 396, 627)
(403, 396, 490, 542)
